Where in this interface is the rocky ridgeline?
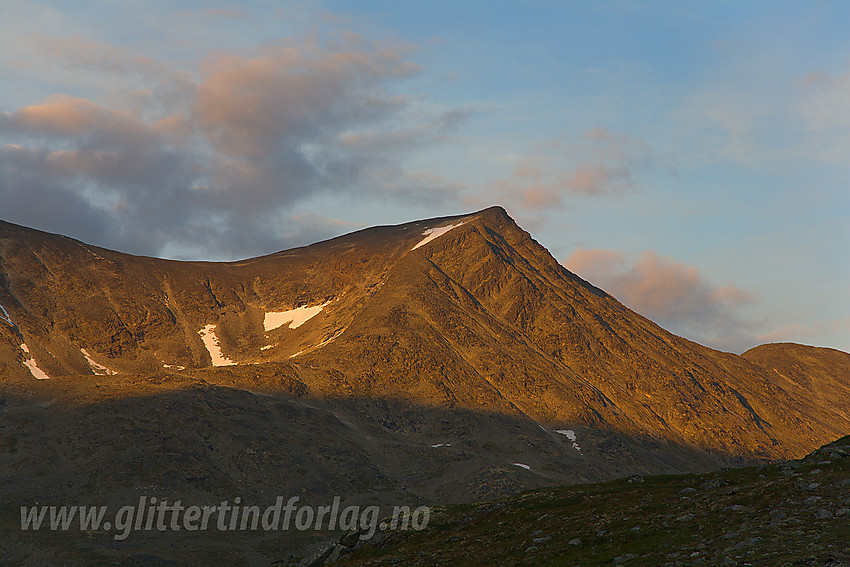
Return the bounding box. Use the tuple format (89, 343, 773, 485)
(3, 209, 850, 465)
(322, 435, 850, 567)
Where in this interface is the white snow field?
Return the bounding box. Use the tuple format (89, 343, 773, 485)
(411, 221, 467, 251)
(81, 348, 117, 375)
(264, 301, 331, 332)
(0, 303, 12, 325)
(20, 343, 50, 379)
(556, 429, 582, 452)
(198, 324, 235, 366)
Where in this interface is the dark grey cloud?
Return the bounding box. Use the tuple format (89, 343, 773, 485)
(0, 33, 470, 259)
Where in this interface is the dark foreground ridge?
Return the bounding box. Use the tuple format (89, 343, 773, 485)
(329, 435, 850, 567)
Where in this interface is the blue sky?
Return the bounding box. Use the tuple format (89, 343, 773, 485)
(1, 1, 848, 353)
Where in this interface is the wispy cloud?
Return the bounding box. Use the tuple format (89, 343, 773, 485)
(0, 32, 469, 259)
(565, 247, 758, 352)
(673, 50, 850, 166)
(486, 128, 659, 211)
(797, 69, 850, 160)
(755, 316, 850, 349)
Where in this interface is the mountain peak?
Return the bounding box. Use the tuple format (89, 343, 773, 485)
(1, 211, 848, 466)
(2, 209, 850, 567)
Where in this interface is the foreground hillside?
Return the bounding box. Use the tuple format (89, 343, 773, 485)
(334, 436, 850, 567)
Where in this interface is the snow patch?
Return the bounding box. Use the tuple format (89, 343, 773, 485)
(0, 304, 12, 326)
(287, 328, 344, 358)
(260, 345, 274, 351)
(513, 463, 531, 471)
(198, 324, 235, 366)
(81, 348, 117, 375)
(313, 331, 340, 349)
(24, 359, 51, 380)
(19, 344, 50, 379)
(411, 221, 466, 251)
(264, 301, 331, 332)
(556, 429, 582, 452)
(430, 443, 452, 448)
(556, 429, 577, 441)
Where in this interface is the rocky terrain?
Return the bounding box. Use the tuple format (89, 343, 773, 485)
(1, 206, 848, 565)
(323, 435, 850, 567)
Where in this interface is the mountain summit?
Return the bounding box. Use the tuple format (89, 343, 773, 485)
(1, 207, 848, 563)
(1, 208, 848, 509)
(2, 207, 847, 457)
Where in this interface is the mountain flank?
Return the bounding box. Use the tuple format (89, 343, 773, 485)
(1, 207, 846, 459)
(1, 206, 848, 565)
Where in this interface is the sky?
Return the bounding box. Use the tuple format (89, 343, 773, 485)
(1, 1, 848, 354)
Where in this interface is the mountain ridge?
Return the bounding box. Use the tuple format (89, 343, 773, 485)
(2, 206, 848, 565)
(1, 206, 848, 462)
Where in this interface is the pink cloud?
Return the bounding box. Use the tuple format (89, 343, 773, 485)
(566, 246, 625, 276)
(756, 317, 850, 348)
(798, 69, 850, 135)
(195, 36, 419, 159)
(9, 95, 132, 137)
(489, 128, 659, 211)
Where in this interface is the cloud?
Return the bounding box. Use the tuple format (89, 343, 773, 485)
(565, 247, 758, 352)
(488, 128, 658, 211)
(755, 316, 850, 351)
(37, 35, 177, 81)
(672, 52, 850, 167)
(798, 69, 850, 159)
(0, 32, 469, 259)
(194, 36, 420, 159)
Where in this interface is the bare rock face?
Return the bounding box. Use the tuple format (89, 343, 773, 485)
(1, 207, 848, 564)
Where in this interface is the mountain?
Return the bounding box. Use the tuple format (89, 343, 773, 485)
(1, 207, 848, 565)
(742, 342, 850, 429)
